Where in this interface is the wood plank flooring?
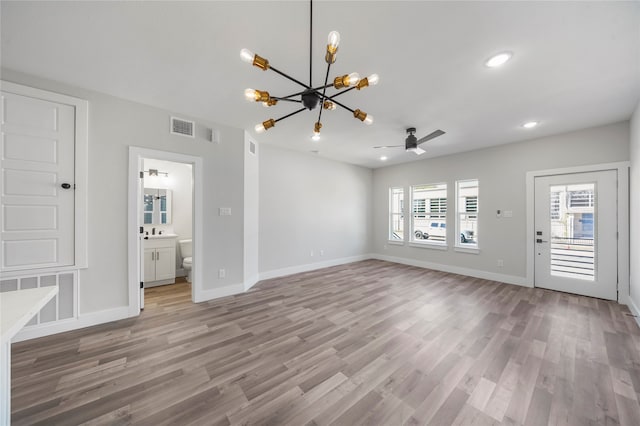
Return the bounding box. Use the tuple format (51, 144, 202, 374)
(11, 260, 640, 425)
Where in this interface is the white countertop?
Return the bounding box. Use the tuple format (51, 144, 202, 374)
(1, 287, 58, 344)
(145, 233, 177, 239)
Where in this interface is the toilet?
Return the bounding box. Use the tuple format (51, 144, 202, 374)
(178, 239, 192, 282)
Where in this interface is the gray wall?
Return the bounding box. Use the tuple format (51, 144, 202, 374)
(259, 145, 373, 274)
(2, 69, 247, 314)
(372, 122, 630, 281)
(630, 102, 640, 309)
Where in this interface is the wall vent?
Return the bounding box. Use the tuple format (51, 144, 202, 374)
(249, 141, 256, 155)
(170, 116, 195, 138)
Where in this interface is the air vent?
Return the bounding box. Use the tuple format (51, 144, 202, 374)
(249, 141, 256, 155)
(170, 116, 195, 138)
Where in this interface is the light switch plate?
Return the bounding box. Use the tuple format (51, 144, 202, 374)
(219, 207, 232, 216)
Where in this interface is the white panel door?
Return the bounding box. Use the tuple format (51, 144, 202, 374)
(0, 91, 75, 271)
(534, 170, 617, 300)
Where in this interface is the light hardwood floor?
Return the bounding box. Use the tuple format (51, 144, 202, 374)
(11, 260, 640, 425)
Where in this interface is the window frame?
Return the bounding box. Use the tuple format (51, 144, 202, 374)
(388, 186, 405, 243)
(455, 179, 479, 250)
(410, 183, 448, 246)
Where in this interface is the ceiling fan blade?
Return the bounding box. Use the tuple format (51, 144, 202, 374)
(416, 129, 446, 145)
(373, 145, 403, 149)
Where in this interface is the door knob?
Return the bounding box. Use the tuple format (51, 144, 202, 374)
(61, 183, 72, 189)
(536, 239, 548, 243)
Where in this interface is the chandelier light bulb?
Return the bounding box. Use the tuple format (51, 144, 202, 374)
(327, 31, 340, 49)
(367, 74, 380, 86)
(255, 123, 266, 133)
(244, 88, 257, 102)
(346, 72, 361, 86)
(240, 49, 255, 64)
(312, 133, 320, 141)
(364, 115, 374, 125)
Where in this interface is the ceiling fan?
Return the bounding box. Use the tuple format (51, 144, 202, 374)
(374, 127, 445, 155)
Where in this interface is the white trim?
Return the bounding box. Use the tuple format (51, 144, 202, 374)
(372, 253, 530, 287)
(128, 147, 203, 316)
(259, 255, 372, 281)
(244, 274, 260, 292)
(525, 161, 630, 302)
(409, 242, 448, 251)
(0, 80, 89, 270)
(627, 297, 640, 330)
(387, 240, 404, 246)
(454, 246, 481, 254)
(12, 306, 131, 343)
(196, 283, 244, 303)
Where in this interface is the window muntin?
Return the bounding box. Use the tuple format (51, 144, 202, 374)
(456, 179, 478, 246)
(411, 183, 447, 243)
(389, 187, 404, 241)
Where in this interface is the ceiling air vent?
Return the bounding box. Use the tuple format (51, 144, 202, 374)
(170, 116, 195, 138)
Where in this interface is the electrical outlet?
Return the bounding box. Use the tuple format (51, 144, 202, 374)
(219, 207, 232, 216)
(497, 259, 504, 267)
(218, 269, 226, 278)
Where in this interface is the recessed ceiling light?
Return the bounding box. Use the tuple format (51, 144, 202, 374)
(485, 51, 513, 68)
(522, 121, 539, 129)
(380, 156, 388, 161)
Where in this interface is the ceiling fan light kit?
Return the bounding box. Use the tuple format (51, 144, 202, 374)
(240, 0, 378, 141)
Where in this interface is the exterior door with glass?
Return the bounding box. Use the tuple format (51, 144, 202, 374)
(534, 170, 617, 300)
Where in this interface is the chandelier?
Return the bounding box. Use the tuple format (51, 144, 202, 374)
(240, 0, 379, 141)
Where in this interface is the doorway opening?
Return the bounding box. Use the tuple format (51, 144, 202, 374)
(128, 147, 203, 315)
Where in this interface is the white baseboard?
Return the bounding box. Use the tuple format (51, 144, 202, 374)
(371, 253, 531, 288)
(194, 283, 244, 303)
(627, 296, 640, 330)
(258, 255, 372, 281)
(13, 306, 132, 343)
(244, 274, 260, 292)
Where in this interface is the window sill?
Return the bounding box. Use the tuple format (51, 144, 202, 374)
(409, 242, 448, 251)
(454, 246, 480, 254)
(387, 240, 404, 246)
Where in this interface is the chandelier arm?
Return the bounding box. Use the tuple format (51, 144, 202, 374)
(316, 62, 332, 125)
(324, 98, 355, 114)
(327, 86, 356, 99)
(282, 83, 334, 100)
(274, 107, 307, 123)
(270, 97, 303, 103)
(268, 66, 311, 90)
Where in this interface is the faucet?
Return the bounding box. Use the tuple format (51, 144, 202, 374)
(152, 227, 156, 235)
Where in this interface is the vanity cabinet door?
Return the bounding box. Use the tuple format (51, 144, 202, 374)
(154, 247, 175, 281)
(143, 248, 156, 282)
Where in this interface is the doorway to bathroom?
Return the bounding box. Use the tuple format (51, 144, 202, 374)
(128, 147, 203, 315)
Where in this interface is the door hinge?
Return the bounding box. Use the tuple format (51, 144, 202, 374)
(140, 282, 144, 289)
(139, 171, 144, 179)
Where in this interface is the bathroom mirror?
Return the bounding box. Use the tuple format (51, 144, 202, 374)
(143, 188, 172, 225)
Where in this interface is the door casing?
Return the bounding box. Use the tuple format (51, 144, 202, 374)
(526, 162, 630, 304)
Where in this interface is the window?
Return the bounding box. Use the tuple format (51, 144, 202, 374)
(456, 179, 478, 246)
(389, 187, 404, 241)
(411, 183, 447, 243)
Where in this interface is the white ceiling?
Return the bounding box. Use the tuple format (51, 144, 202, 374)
(2, 1, 639, 168)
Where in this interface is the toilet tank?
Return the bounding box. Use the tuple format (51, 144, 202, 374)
(178, 239, 192, 258)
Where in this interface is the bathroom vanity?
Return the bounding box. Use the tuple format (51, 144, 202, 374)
(143, 234, 177, 287)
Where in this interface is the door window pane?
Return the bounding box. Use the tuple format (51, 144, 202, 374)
(549, 183, 595, 281)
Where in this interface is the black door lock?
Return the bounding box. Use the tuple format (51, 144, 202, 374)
(61, 183, 71, 189)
